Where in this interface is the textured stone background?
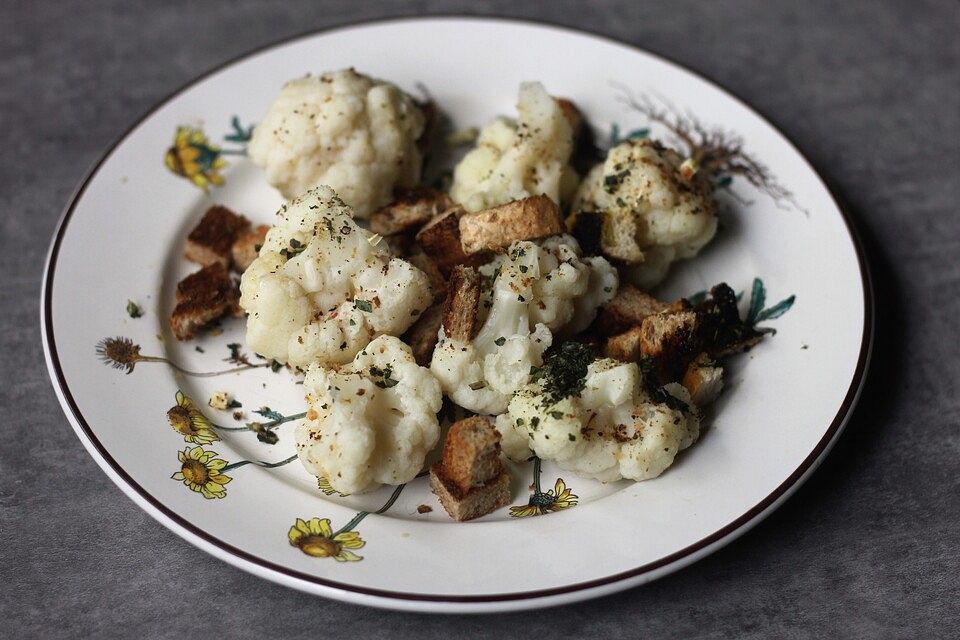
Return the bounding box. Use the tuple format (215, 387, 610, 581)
(2, 1, 957, 637)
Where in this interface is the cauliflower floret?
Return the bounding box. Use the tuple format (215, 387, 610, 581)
(429, 237, 616, 415)
(571, 139, 718, 288)
(450, 82, 579, 212)
(247, 69, 425, 217)
(497, 347, 700, 483)
(239, 187, 432, 368)
(295, 336, 442, 494)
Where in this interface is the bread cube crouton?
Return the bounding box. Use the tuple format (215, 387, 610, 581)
(682, 353, 724, 406)
(405, 248, 447, 303)
(429, 416, 512, 521)
(604, 325, 645, 362)
(638, 310, 699, 384)
(231, 224, 269, 272)
(458, 195, 564, 254)
(555, 98, 583, 136)
(185, 205, 250, 269)
(440, 265, 480, 342)
(693, 283, 766, 357)
(596, 285, 669, 335)
(369, 187, 454, 236)
(416, 99, 438, 154)
(170, 263, 239, 341)
(415, 207, 490, 274)
(403, 303, 443, 366)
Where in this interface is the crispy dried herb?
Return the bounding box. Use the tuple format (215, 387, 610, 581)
(532, 341, 596, 406)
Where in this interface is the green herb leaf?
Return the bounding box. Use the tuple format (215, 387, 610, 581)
(354, 299, 373, 313)
(126, 300, 143, 318)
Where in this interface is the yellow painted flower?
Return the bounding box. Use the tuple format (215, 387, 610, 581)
(288, 518, 364, 561)
(167, 390, 219, 444)
(164, 126, 226, 191)
(171, 446, 232, 499)
(509, 478, 578, 518)
(317, 476, 349, 497)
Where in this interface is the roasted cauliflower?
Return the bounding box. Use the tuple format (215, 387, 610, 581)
(497, 342, 700, 482)
(450, 82, 579, 212)
(239, 187, 432, 369)
(295, 335, 443, 494)
(571, 139, 718, 289)
(247, 69, 426, 217)
(429, 237, 616, 415)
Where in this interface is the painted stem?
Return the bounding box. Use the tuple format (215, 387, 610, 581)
(139, 355, 267, 378)
(259, 412, 307, 429)
(332, 483, 407, 537)
(533, 456, 543, 494)
(221, 454, 298, 473)
(210, 411, 307, 434)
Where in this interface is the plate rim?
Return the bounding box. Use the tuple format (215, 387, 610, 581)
(40, 14, 875, 612)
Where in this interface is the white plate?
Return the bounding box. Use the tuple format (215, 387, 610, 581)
(42, 17, 872, 613)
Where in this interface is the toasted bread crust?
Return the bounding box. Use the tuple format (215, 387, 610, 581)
(430, 416, 512, 521)
(458, 195, 564, 254)
(437, 416, 502, 493)
(440, 265, 480, 342)
(185, 205, 250, 268)
(555, 97, 583, 136)
(416, 99, 438, 154)
(429, 467, 511, 522)
(694, 283, 766, 358)
(405, 249, 447, 302)
(403, 303, 443, 366)
(415, 207, 489, 274)
(171, 263, 238, 340)
(231, 224, 269, 273)
(639, 310, 699, 384)
(681, 353, 724, 406)
(596, 285, 669, 336)
(604, 325, 646, 362)
(370, 187, 454, 236)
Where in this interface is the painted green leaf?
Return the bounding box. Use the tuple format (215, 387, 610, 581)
(756, 295, 796, 322)
(254, 407, 284, 422)
(224, 115, 254, 143)
(747, 278, 766, 325)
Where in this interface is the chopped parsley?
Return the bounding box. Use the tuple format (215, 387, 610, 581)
(532, 341, 596, 406)
(494, 336, 506, 346)
(126, 300, 143, 318)
(279, 237, 306, 259)
(354, 299, 373, 313)
(369, 364, 399, 388)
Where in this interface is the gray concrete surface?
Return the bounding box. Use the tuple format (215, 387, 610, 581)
(2, 1, 957, 637)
